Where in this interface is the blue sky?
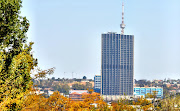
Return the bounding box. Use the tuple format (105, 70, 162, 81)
(21, 0, 180, 80)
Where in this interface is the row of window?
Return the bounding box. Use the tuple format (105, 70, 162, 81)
(102, 65, 133, 69)
(102, 35, 134, 40)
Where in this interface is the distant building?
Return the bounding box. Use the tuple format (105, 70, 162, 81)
(134, 87, 163, 98)
(83, 76, 87, 80)
(48, 91, 54, 96)
(102, 95, 133, 102)
(69, 90, 89, 101)
(34, 87, 44, 95)
(35, 90, 44, 95)
(94, 75, 101, 93)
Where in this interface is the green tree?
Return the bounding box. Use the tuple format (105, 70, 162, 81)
(53, 84, 70, 95)
(0, 0, 37, 110)
(72, 82, 93, 90)
(85, 82, 93, 90)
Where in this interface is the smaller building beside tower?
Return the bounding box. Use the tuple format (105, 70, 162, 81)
(94, 75, 101, 93)
(134, 87, 163, 98)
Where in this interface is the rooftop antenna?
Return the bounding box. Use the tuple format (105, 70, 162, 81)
(120, 2, 126, 34)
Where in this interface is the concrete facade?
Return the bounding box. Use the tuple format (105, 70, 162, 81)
(101, 32, 134, 96)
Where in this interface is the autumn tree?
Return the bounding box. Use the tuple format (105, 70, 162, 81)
(160, 95, 180, 110)
(68, 92, 108, 110)
(111, 98, 135, 111)
(21, 91, 70, 111)
(0, 0, 37, 110)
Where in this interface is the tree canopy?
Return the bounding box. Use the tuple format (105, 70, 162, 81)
(0, 0, 37, 109)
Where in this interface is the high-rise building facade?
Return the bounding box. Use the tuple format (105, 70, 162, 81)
(101, 33, 134, 95)
(94, 75, 101, 93)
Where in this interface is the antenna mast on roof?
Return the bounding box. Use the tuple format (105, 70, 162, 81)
(120, 2, 126, 34)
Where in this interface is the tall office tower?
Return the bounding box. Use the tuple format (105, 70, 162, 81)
(101, 3, 134, 96)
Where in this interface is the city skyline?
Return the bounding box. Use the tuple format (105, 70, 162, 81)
(21, 0, 180, 80)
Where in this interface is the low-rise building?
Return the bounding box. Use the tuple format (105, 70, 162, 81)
(134, 87, 163, 98)
(69, 90, 89, 101)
